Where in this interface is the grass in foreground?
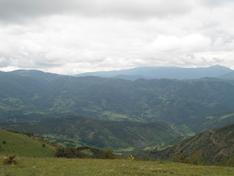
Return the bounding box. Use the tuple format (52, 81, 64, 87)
(1, 157, 234, 176)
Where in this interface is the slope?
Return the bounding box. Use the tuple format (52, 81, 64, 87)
(0, 117, 183, 150)
(151, 124, 234, 166)
(0, 129, 55, 157)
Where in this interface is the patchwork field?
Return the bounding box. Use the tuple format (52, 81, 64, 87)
(1, 158, 234, 176)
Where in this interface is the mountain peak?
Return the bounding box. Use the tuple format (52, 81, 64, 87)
(8, 69, 64, 81)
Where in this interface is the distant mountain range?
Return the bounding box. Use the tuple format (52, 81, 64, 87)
(78, 65, 234, 80)
(10, 69, 64, 80)
(1, 66, 234, 150)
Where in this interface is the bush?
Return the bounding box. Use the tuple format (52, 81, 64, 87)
(3, 155, 17, 165)
(103, 149, 115, 159)
(55, 147, 116, 159)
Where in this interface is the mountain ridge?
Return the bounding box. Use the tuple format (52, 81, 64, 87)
(78, 65, 233, 80)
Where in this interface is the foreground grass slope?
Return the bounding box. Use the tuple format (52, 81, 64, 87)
(0, 129, 55, 157)
(1, 158, 234, 176)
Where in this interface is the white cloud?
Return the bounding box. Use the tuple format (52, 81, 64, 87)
(148, 34, 211, 52)
(0, 0, 234, 74)
(0, 0, 196, 22)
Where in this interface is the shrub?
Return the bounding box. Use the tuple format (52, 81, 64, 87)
(3, 155, 17, 165)
(55, 147, 116, 159)
(103, 149, 115, 159)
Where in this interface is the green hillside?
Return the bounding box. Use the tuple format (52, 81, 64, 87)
(0, 127, 233, 176)
(0, 117, 183, 150)
(0, 129, 55, 157)
(151, 124, 234, 166)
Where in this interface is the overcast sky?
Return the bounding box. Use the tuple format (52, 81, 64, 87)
(0, 0, 234, 74)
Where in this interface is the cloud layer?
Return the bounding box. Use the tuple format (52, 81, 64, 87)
(0, 0, 196, 21)
(0, 0, 234, 74)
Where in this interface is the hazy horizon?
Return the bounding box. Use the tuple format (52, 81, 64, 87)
(0, 64, 232, 75)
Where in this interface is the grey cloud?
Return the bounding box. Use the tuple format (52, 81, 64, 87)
(0, 57, 11, 67)
(202, 0, 234, 7)
(0, 0, 71, 22)
(0, 0, 194, 22)
(0, 52, 63, 69)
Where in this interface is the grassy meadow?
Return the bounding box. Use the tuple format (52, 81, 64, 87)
(1, 157, 234, 176)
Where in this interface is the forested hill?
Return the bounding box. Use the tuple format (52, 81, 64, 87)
(151, 124, 234, 166)
(0, 116, 183, 149)
(1, 70, 234, 130)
